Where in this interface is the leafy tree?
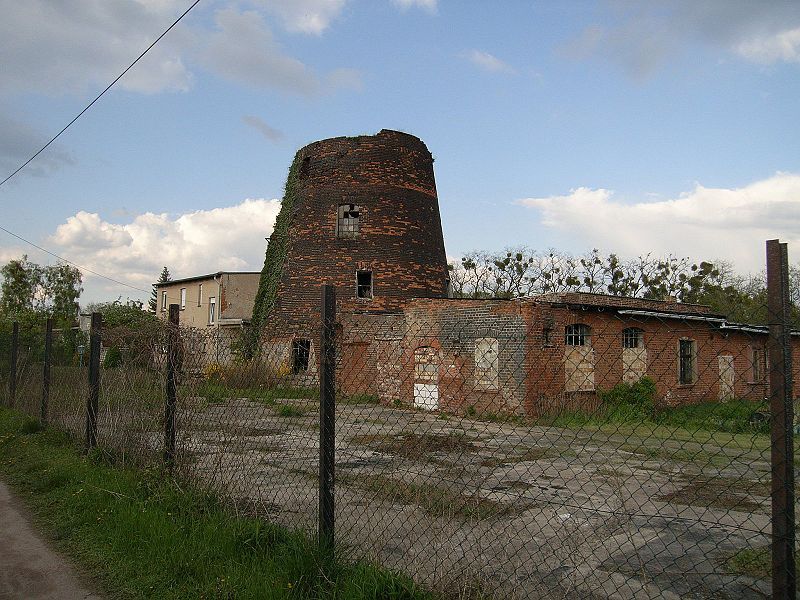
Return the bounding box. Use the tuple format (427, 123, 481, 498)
(0, 255, 40, 315)
(148, 266, 171, 313)
(85, 298, 157, 328)
(0, 256, 82, 321)
(448, 247, 798, 326)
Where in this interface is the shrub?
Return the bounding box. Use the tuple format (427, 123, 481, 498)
(597, 377, 656, 422)
(203, 362, 224, 382)
(103, 346, 123, 368)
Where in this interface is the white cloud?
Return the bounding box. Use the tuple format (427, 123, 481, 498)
(565, 1, 800, 78)
(462, 50, 516, 74)
(242, 115, 285, 141)
(199, 9, 330, 96)
(736, 27, 800, 64)
(49, 198, 281, 301)
(257, 0, 348, 35)
(392, 0, 437, 13)
(0, 0, 193, 96)
(516, 173, 800, 272)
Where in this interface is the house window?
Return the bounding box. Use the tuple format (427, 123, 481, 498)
(475, 337, 499, 389)
(161, 290, 167, 312)
(180, 288, 186, 309)
(751, 346, 765, 382)
(208, 297, 216, 324)
(198, 283, 203, 307)
(300, 156, 310, 178)
(292, 339, 311, 373)
(679, 339, 697, 384)
(565, 323, 591, 346)
(357, 270, 373, 299)
(622, 327, 644, 349)
(542, 327, 553, 347)
(337, 204, 361, 238)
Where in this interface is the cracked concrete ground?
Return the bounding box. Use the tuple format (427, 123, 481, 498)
(133, 397, 774, 600)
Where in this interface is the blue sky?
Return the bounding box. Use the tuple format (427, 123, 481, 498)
(1, 0, 799, 303)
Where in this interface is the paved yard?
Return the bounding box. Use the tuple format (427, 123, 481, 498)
(161, 397, 775, 600)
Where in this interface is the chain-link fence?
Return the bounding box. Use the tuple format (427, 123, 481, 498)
(2, 240, 796, 599)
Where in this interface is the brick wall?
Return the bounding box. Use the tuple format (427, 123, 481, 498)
(273, 129, 449, 328)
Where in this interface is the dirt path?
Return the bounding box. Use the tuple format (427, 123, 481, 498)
(0, 481, 101, 600)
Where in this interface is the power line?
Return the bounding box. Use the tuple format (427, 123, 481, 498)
(0, 0, 201, 188)
(0, 224, 150, 294)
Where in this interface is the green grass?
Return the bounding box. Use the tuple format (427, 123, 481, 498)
(0, 408, 432, 599)
(722, 545, 800, 580)
(275, 404, 306, 417)
(192, 381, 318, 405)
(341, 473, 524, 520)
(541, 400, 769, 438)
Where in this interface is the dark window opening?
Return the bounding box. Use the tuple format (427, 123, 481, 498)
(357, 270, 373, 299)
(565, 323, 591, 346)
(679, 339, 696, 384)
(622, 327, 644, 349)
(292, 339, 311, 373)
(337, 204, 360, 238)
(543, 327, 553, 347)
(300, 157, 311, 178)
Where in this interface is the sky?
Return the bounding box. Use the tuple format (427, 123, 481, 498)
(1, 0, 799, 305)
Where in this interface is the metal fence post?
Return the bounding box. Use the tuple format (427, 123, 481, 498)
(319, 285, 336, 553)
(41, 318, 52, 426)
(165, 304, 179, 470)
(767, 238, 796, 599)
(86, 312, 101, 452)
(9, 321, 18, 408)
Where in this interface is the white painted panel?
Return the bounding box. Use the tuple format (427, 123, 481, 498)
(414, 383, 439, 410)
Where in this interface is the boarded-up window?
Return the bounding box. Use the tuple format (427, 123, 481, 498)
(414, 347, 438, 382)
(474, 337, 499, 390)
(622, 327, 647, 383)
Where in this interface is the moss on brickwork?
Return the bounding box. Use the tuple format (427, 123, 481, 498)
(248, 153, 302, 352)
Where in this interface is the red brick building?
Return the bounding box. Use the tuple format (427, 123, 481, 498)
(338, 293, 799, 416)
(256, 130, 797, 415)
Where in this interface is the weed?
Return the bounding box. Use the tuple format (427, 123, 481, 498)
(0, 407, 433, 600)
(276, 404, 305, 417)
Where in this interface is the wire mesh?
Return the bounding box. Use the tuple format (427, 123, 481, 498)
(0, 288, 795, 599)
(174, 324, 321, 534)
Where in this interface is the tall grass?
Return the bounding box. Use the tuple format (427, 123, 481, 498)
(0, 408, 430, 600)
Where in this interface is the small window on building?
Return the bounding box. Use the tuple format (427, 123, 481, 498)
(180, 288, 186, 309)
(337, 204, 361, 238)
(292, 339, 311, 373)
(198, 283, 203, 307)
(161, 290, 167, 312)
(542, 327, 553, 347)
(356, 270, 373, 299)
(622, 327, 644, 349)
(300, 156, 310, 178)
(679, 339, 697, 385)
(208, 297, 216, 324)
(565, 323, 591, 346)
(751, 346, 765, 382)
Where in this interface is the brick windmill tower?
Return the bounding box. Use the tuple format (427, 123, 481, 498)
(251, 129, 449, 341)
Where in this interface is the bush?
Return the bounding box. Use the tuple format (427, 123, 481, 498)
(102, 346, 123, 368)
(597, 377, 656, 421)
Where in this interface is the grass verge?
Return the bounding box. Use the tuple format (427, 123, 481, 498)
(0, 407, 430, 599)
(722, 545, 800, 580)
